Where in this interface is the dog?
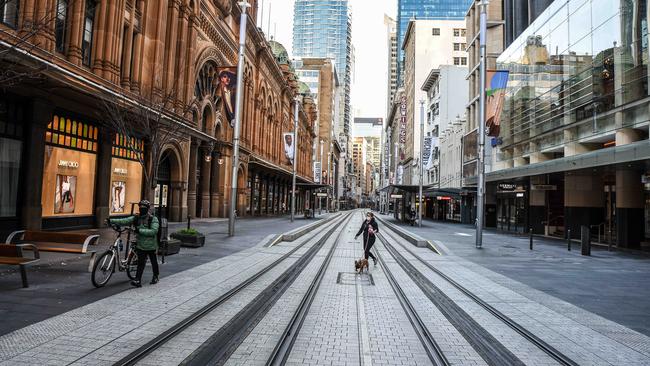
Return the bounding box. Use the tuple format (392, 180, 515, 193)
(354, 258, 369, 273)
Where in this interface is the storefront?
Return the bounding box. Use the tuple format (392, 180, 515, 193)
(0, 98, 25, 235)
(110, 134, 144, 216)
(496, 182, 528, 234)
(41, 115, 98, 229)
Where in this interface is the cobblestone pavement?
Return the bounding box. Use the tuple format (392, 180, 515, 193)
(0, 214, 331, 336)
(1, 210, 650, 365)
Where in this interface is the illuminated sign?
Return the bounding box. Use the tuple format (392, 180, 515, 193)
(58, 160, 79, 168)
(113, 168, 128, 175)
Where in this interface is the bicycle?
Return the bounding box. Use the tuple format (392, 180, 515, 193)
(91, 222, 139, 288)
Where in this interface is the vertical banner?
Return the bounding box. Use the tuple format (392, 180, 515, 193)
(313, 161, 322, 183)
(217, 67, 238, 127)
(486, 70, 509, 137)
(399, 95, 407, 160)
(283, 132, 295, 165)
(421, 136, 432, 170)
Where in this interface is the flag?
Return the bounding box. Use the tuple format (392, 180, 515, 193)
(486, 70, 509, 137)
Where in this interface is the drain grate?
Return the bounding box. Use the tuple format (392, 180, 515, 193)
(337, 272, 375, 286)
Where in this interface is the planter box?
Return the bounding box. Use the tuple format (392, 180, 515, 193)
(158, 238, 181, 256)
(171, 232, 205, 248)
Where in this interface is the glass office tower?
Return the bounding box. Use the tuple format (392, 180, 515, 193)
(396, 0, 472, 84)
(293, 0, 352, 138)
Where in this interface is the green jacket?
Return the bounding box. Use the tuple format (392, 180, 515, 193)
(109, 215, 159, 251)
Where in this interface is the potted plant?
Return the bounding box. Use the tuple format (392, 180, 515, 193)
(171, 227, 206, 248)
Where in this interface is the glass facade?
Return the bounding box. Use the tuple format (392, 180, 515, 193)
(495, 0, 649, 165)
(396, 0, 472, 83)
(293, 0, 351, 135)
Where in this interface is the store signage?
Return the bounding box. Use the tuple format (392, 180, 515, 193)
(531, 184, 556, 191)
(516, 192, 524, 197)
(313, 162, 321, 183)
(113, 168, 128, 176)
(399, 95, 407, 144)
(58, 160, 79, 168)
(316, 193, 328, 197)
(437, 196, 452, 200)
(498, 183, 517, 191)
(390, 194, 403, 199)
(422, 137, 432, 169)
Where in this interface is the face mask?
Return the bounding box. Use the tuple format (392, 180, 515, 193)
(139, 206, 149, 216)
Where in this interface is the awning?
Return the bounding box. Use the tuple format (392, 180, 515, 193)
(379, 184, 433, 193)
(424, 187, 463, 200)
(248, 157, 313, 184)
(296, 182, 329, 189)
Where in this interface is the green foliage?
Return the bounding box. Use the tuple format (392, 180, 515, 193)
(176, 228, 200, 236)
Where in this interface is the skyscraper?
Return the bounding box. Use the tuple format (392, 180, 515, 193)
(396, 0, 472, 84)
(293, 0, 352, 141)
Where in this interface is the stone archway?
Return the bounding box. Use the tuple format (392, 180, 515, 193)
(237, 164, 247, 216)
(156, 146, 183, 221)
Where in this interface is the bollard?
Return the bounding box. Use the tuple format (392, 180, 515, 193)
(580, 225, 591, 256)
(187, 215, 191, 231)
(529, 228, 533, 250)
(567, 229, 571, 251)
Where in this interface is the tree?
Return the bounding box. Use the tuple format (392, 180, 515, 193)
(102, 85, 190, 201)
(0, 0, 66, 86)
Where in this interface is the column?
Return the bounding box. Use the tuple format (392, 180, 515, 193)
(94, 131, 113, 226)
(528, 176, 546, 234)
(22, 99, 53, 230)
(199, 145, 212, 218)
(187, 140, 198, 218)
(616, 169, 644, 249)
(564, 172, 604, 240)
(67, 0, 84, 65)
(210, 150, 220, 217)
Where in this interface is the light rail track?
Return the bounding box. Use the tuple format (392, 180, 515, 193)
(377, 227, 579, 366)
(113, 212, 353, 366)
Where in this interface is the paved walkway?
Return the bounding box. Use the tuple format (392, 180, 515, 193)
(0, 213, 333, 336)
(376, 213, 650, 337)
(2, 211, 650, 365)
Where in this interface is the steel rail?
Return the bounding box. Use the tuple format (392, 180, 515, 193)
(375, 240, 450, 366)
(265, 212, 354, 366)
(379, 227, 579, 366)
(182, 211, 354, 365)
(112, 213, 351, 366)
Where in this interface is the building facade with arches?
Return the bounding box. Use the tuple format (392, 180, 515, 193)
(0, 0, 317, 236)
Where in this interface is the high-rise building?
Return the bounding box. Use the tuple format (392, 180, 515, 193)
(385, 15, 398, 109)
(293, 0, 352, 141)
(396, 0, 472, 84)
(503, 0, 554, 47)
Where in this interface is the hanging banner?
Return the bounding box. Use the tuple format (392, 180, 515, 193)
(283, 132, 295, 165)
(313, 161, 321, 183)
(421, 136, 432, 170)
(486, 70, 509, 137)
(217, 66, 238, 127)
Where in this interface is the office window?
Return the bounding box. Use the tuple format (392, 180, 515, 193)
(82, 0, 96, 66)
(453, 57, 460, 65)
(55, 0, 68, 53)
(1, 0, 19, 28)
(453, 28, 460, 37)
(461, 57, 467, 65)
(432, 28, 440, 36)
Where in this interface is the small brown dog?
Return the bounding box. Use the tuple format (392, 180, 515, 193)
(354, 258, 369, 273)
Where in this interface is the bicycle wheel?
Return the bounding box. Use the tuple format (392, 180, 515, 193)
(92, 250, 116, 288)
(126, 250, 139, 280)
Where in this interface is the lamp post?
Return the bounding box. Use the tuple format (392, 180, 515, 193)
(291, 96, 299, 222)
(419, 99, 424, 228)
(228, 1, 250, 236)
(476, 0, 488, 248)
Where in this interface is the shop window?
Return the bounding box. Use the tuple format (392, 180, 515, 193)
(0, 137, 21, 217)
(110, 134, 143, 215)
(42, 115, 98, 217)
(45, 115, 98, 152)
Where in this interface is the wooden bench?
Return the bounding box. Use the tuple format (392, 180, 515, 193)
(6, 230, 99, 272)
(0, 244, 40, 288)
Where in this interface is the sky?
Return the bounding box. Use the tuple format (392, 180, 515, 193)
(257, 0, 397, 127)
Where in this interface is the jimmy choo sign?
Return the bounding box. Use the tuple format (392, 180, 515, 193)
(58, 160, 79, 168)
(113, 168, 128, 175)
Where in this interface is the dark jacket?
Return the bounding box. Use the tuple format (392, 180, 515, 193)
(110, 214, 159, 251)
(355, 219, 379, 242)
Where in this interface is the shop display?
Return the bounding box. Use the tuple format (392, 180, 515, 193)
(55, 174, 77, 213)
(111, 181, 126, 213)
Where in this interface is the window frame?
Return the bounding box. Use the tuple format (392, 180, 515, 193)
(1, 0, 19, 28)
(55, 0, 69, 54)
(81, 0, 97, 67)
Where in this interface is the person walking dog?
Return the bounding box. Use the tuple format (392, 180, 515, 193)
(108, 199, 160, 287)
(355, 212, 379, 265)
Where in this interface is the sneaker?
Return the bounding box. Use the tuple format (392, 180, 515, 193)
(150, 276, 159, 285)
(130, 280, 142, 288)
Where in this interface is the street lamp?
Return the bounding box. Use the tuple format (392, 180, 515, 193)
(228, 1, 250, 237)
(291, 96, 299, 222)
(419, 99, 424, 228)
(476, 0, 489, 248)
